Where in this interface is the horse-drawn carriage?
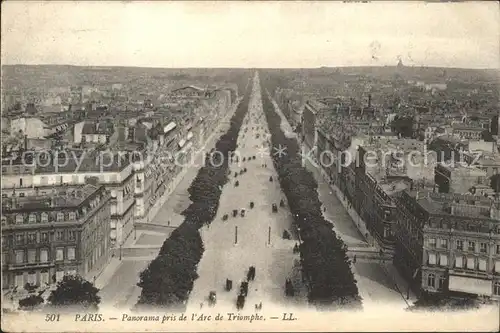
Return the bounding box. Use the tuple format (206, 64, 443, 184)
(269, 176, 273, 182)
(247, 266, 256, 281)
(272, 203, 278, 213)
(240, 281, 248, 297)
(240, 209, 246, 217)
(234, 180, 239, 187)
(225, 279, 233, 291)
(236, 294, 245, 310)
(249, 201, 254, 209)
(222, 214, 228, 221)
(233, 209, 238, 217)
(208, 291, 217, 306)
(285, 279, 295, 297)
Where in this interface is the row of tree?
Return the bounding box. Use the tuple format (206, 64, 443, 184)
(135, 83, 252, 310)
(260, 75, 362, 310)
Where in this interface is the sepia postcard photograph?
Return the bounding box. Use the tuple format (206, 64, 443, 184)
(1, 0, 499, 332)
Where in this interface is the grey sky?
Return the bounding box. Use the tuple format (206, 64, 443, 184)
(1, 1, 499, 68)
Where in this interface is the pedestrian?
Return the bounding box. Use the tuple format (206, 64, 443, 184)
(200, 302, 203, 309)
(353, 255, 357, 264)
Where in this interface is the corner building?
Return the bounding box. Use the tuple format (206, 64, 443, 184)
(1, 184, 111, 289)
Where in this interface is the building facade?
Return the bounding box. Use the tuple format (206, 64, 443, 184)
(1, 184, 111, 290)
(2, 153, 135, 248)
(394, 190, 500, 299)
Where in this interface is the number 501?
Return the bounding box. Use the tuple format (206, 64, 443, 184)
(45, 314, 60, 322)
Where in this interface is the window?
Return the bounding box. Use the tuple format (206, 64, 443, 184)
(456, 240, 463, 250)
(28, 249, 36, 263)
(466, 257, 475, 270)
(41, 213, 48, 223)
(68, 230, 76, 241)
(1, 216, 6, 225)
(15, 234, 24, 245)
(67, 247, 76, 260)
(427, 273, 435, 288)
(428, 238, 437, 248)
(479, 243, 487, 254)
(497, 244, 500, 254)
(15, 214, 24, 224)
(28, 214, 36, 224)
(40, 271, 49, 285)
(41, 232, 49, 243)
(496, 261, 500, 273)
(56, 270, 64, 282)
(40, 249, 48, 263)
(468, 241, 476, 252)
(27, 233, 36, 244)
(56, 248, 64, 261)
(440, 239, 448, 249)
(438, 276, 446, 290)
(15, 273, 24, 287)
(495, 282, 500, 296)
(455, 256, 463, 268)
(56, 212, 64, 222)
(15, 250, 24, 264)
(428, 252, 437, 265)
(69, 212, 76, 220)
(56, 231, 64, 241)
(439, 254, 448, 267)
(478, 258, 487, 271)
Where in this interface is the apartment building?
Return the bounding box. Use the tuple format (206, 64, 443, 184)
(394, 190, 500, 299)
(1, 184, 111, 290)
(2, 152, 135, 248)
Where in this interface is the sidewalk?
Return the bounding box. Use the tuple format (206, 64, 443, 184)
(382, 262, 418, 303)
(94, 257, 122, 289)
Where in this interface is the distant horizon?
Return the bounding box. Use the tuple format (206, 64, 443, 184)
(2, 63, 499, 71)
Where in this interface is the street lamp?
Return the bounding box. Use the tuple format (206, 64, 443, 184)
(119, 244, 123, 260)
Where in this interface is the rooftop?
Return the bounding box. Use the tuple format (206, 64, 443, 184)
(35, 151, 131, 174)
(433, 134, 467, 145)
(2, 184, 103, 212)
(379, 179, 410, 196)
(407, 190, 497, 219)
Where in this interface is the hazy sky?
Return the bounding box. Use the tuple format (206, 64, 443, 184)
(2, 1, 499, 69)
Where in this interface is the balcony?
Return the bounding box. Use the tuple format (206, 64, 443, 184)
(8, 261, 55, 270)
(449, 268, 489, 279)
